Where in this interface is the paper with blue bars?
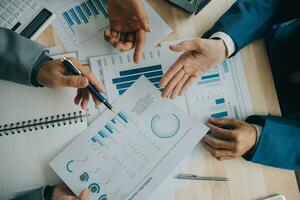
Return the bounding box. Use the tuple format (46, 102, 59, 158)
(38, 0, 172, 60)
(50, 76, 208, 200)
(90, 42, 253, 122)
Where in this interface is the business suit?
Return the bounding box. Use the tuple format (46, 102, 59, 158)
(204, 0, 300, 170)
(0, 27, 51, 86)
(0, 28, 52, 199)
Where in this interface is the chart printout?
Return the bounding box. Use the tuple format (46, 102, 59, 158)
(90, 44, 253, 123)
(38, 0, 172, 60)
(50, 76, 208, 200)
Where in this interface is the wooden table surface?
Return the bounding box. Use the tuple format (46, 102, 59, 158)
(36, 0, 300, 199)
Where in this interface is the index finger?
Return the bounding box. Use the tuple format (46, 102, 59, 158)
(207, 123, 235, 140)
(133, 29, 146, 63)
(70, 58, 106, 93)
(79, 188, 89, 200)
(159, 58, 183, 88)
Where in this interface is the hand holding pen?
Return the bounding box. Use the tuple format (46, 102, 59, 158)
(36, 57, 107, 110)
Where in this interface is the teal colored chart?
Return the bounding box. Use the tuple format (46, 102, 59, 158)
(151, 113, 180, 138)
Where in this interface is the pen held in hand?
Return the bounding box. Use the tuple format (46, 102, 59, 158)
(60, 57, 115, 113)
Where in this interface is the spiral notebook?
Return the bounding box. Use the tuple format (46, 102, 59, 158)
(0, 53, 87, 199)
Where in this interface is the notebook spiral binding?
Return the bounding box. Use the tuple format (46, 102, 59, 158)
(0, 111, 85, 137)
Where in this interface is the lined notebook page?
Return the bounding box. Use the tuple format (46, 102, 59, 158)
(0, 79, 82, 125)
(0, 66, 87, 198)
(0, 121, 86, 199)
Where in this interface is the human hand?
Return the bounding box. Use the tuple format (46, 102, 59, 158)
(201, 117, 257, 161)
(104, 0, 151, 63)
(52, 184, 88, 200)
(159, 38, 227, 99)
(37, 58, 105, 109)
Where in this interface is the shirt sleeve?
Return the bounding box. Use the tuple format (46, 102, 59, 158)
(210, 32, 236, 57)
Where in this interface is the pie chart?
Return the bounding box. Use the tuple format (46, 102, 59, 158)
(151, 113, 180, 138)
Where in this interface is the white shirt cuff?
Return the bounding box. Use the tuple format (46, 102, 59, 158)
(252, 124, 263, 146)
(210, 32, 236, 57)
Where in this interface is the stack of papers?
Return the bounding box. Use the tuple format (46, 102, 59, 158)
(88, 41, 254, 199)
(39, 1, 253, 199)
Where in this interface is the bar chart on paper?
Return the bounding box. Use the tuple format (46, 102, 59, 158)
(57, 0, 109, 45)
(90, 48, 167, 101)
(186, 56, 253, 121)
(197, 61, 230, 87)
(112, 65, 164, 95)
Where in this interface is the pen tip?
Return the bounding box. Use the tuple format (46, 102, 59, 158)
(111, 108, 115, 113)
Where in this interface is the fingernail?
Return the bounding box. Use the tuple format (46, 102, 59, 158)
(79, 77, 88, 87)
(146, 23, 151, 32)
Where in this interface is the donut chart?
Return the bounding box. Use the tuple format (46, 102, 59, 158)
(151, 113, 180, 138)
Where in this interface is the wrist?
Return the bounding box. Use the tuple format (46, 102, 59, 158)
(210, 32, 235, 57)
(245, 125, 258, 156)
(31, 53, 52, 87)
(217, 39, 228, 59)
(210, 38, 228, 60)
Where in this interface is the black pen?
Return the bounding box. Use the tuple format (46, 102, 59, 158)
(60, 57, 115, 113)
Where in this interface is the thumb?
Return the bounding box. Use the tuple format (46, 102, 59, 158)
(60, 76, 89, 88)
(79, 188, 89, 200)
(169, 41, 199, 52)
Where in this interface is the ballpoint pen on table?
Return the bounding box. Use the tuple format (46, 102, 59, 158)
(60, 57, 115, 113)
(176, 173, 229, 181)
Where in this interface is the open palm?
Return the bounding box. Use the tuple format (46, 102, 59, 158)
(159, 38, 228, 99)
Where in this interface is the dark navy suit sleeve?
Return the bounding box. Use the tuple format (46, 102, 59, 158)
(203, 0, 299, 55)
(245, 116, 300, 170)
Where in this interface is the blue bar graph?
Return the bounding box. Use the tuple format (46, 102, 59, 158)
(81, 3, 92, 17)
(201, 74, 220, 80)
(112, 70, 163, 84)
(62, 12, 73, 26)
(211, 97, 228, 118)
(92, 0, 108, 18)
(91, 136, 104, 146)
(215, 98, 225, 104)
(198, 78, 221, 85)
(87, 0, 99, 16)
(61, 0, 108, 31)
(112, 65, 163, 95)
(223, 61, 229, 73)
(198, 66, 222, 86)
(118, 89, 126, 95)
(211, 111, 228, 118)
(75, 5, 88, 24)
(69, 8, 81, 25)
(117, 111, 128, 123)
(198, 71, 221, 85)
(120, 65, 162, 76)
(98, 130, 107, 138)
(105, 124, 113, 134)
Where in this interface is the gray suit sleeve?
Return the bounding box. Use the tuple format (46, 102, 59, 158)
(11, 186, 45, 200)
(0, 27, 50, 86)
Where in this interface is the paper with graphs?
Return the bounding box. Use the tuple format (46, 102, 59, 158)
(50, 76, 208, 200)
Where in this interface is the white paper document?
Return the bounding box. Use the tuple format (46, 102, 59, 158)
(50, 76, 208, 200)
(90, 44, 253, 122)
(89, 45, 253, 199)
(39, 0, 172, 60)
